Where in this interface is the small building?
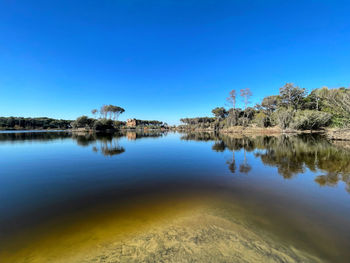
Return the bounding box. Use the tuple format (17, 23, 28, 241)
(126, 118, 137, 127)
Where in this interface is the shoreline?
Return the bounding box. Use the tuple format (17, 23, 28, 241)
(176, 126, 350, 141)
(2, 127, 350, 141)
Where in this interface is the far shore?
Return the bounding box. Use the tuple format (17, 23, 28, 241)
(2, 127, 350, 141)
(176, 126, 350, 141)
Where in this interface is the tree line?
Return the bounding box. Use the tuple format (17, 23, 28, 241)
(1, 104, 167, 131)
(130, 119, 167, 127)
(179, 83, 350, 131)
(71, 104, 167, 130)
(0, 117, 72, 130)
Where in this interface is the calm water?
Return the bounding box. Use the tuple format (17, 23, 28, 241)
(0, 131, 350, 262)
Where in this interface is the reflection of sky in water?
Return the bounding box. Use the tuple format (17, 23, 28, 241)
(1, 131, 350, 262)
(1, 132, 350, 218)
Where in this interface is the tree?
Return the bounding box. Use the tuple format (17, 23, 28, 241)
(100, 105, 108, 119)
(91, 109, 98, 117)
(212, 107, 228, 119)
(279, 83, 306, 110)
(71, 116, 95, 129)
(225, 108, 242, 127)
(240, 88, 252, 109)
(110, 105, 125, 120)
(99, 105, 125, 120)
(227, 90, 236, 109)
(261, 95, 280, 112)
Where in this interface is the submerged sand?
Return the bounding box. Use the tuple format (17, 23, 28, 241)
(2, 196, 322, 263)
(82, 210, 321, 263)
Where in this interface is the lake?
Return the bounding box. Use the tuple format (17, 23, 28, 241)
(0, 131, 350, 263)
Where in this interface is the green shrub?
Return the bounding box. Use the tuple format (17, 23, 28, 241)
(272, 108, 294, 129)
(291, 110, 332, 130)
(71, 116, 95, 129)
(93, 118, 114, 130)
(254, 112, 268, 127)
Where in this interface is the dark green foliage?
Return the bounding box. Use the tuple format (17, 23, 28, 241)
(212, 107, 228, 119)
(93, 118, 114, 130)
(114, 120, 126, 127)
(261, 95, 280, 112)
(225, 109, 242, 127)
(179, 117, 216, 130)
(243, 107, 255, 120)
(71, 116, 116, 131)
(279, 83, 306, 110)
(180, 117, 215, 125)
(133, 120, 165, 127)
(71, 116, 96, 129)
(0, 117, 72, 130)
(303, 90, 320, 111)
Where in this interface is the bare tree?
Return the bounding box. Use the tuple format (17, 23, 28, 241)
(100, 105, 108, 119)
(240, 88, 252, 109)
(226, 90, 236, 109)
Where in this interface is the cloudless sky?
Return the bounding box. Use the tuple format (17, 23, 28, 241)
(0, 0, 349, 124)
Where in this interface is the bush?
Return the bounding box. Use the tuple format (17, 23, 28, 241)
(225, 109, 242, 127)
(93, 118, 114, 130)
(272, 108, 294, 129)
(290, 110, 332, 130)
(71, 116, 95, 129)
(243, 107, 255, 120)
(254, 112, 268, 127)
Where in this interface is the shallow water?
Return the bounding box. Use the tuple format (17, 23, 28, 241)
(0, 131, 350, 262)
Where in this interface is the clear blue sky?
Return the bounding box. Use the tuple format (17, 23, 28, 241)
(0, 1, 349, 124)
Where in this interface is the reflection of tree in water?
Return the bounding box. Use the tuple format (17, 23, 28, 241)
(72, 132, 125, 157)
(227, 152, 237, 174)
(181, 132, 218, 142)
(71, 131, 166, 157)
(0, 131, 71, 143)
(240, 135, 350, 192)
(183, 132, 254, 175)
(212, 141, 226, 152)
(315, 173, 350, 193)
(223, 136, 253, 175)
(182, 132, 350, 193)
(211, 139, 240, 174)
(72, 132, 99, 146)
(239, 149, 251, 174)
(99, 140, 125, 157)
(255, 136, 305, 179)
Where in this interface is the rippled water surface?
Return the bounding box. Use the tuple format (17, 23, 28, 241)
(1, 131, 350, 262)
